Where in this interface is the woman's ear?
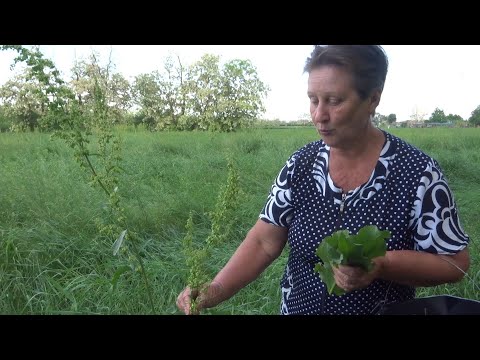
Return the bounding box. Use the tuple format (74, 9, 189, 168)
(369, 89, 382, 114)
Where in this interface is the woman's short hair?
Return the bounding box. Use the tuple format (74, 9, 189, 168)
(304, 45, 389, 100)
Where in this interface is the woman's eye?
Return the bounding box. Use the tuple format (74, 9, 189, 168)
(328, 98, 340, 105)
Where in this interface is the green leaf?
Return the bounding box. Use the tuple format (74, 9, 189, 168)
(336, 231, 352, 258)
(316, 239, 343, 266)
(111, 265, 131, 291)
(48, 276, 78, 311)
(314, 263, 345, 295)
(113, 229, 127, 256)
(357, 225, 389, 259)
(332, 284, 346, 296)
(314, 225, 390, 295)
(346, 250, 370, 270)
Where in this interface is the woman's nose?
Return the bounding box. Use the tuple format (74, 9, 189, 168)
(312, 104, 328, 123)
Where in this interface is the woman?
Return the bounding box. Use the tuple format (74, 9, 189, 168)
(177, 45, 470, 315)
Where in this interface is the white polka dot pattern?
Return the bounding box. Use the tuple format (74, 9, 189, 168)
(259, 131, 470, 315)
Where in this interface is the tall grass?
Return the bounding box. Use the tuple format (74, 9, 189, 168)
(0, 127, 478, 314)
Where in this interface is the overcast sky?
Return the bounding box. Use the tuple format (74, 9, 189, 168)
(1, 45, 479, 122)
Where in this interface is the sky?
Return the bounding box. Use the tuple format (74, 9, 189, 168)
(0, 45, 479, 122)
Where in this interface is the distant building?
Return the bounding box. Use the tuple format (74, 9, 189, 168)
(404, 120, 426, 128)
(425, 122, 453, 128)
(401, 120, 453, 128)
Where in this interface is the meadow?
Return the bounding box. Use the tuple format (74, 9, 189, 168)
(0, 127, 479, 314)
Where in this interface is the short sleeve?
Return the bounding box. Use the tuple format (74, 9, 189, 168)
(259, 155, 296, 227)
(409, 160, 469, 254)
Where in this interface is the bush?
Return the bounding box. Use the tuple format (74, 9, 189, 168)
(0, 114, 13, 132)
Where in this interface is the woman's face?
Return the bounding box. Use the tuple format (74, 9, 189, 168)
(307, 65, 380, 149)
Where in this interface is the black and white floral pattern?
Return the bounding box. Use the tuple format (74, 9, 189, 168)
(410, 160, 469, 253)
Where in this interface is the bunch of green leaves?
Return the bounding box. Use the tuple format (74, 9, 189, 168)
(314, 225, 391, 295)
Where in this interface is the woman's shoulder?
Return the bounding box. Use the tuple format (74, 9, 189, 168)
(383, 130, 435, 165)
(283, 140, 325, 172)
(290, 139, 324, 161)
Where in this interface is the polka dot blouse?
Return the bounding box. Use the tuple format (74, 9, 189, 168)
(259, 130, 470, 315)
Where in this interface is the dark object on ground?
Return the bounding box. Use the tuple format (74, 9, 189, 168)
(377, 295, 480, 315)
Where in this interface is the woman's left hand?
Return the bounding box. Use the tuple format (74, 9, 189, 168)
(332, 257, 385, 292)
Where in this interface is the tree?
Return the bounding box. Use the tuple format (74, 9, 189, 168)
(0, 45, 77, 132)
(217, 58, 269, 131)
(132, 70, 179, 131)
(0, 105, 13, 132)
(132, 72, 163, 130)
(387, 113, 396, 124)
(427, 107, 447, 123)
(156, 55, 187, 129)
(69, 50, 132, 126)
(186, 54, 269, 132)
(446, 113, 466, 127)
(468, 105, 480, 127)
(446, 113, 463, 122)
(0, 45, 76, 132)
(132, 55, 191, 131)
(187, 54, 223, 131)
(0, 69, 47, 131)
(372, 112, 387, 126)
(108, 73, 133, 122)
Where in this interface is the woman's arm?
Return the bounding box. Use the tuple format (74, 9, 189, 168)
(333, 248, 470, 293)
(177, 219, 288, 313)
(376, 248, 470, 287)
(210, 219, 288, 304)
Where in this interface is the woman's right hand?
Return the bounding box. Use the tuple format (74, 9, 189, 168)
(176, 281, 225, 315)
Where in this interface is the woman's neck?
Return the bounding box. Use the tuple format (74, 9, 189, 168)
(331, 126, 384, 161)
(328, 126, 386, 192)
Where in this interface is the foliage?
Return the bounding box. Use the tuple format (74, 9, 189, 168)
(132, 72, 170, 130)
(0, 45, 73, 132)
(387, 113, 397, 124)
(314, 225, 390, 295)
(216, 59, 269, 131)
(427, 107, 448, 123)
(69, 50, 133, 125)
(182, 157, 240, 314)
(1, 45, 156, 312)
(0, 106, 12, 132)
(0, 70, 44, 131)
(1, 46, 269, 133)
(469, 105, 480, 126)
(374, 112, 397, 126)
(444, 113, 466, 127)
(373, 112, 390, 126)
(133, 54, 269, 132)
(446, 113, 464, 122)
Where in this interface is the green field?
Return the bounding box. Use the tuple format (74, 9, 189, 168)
(0, 127, 479, 314)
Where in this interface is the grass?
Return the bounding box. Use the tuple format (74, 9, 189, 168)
(0, 127, 479, 314)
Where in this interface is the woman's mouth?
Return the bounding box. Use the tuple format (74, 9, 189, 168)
(318, 129, 333, 136)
